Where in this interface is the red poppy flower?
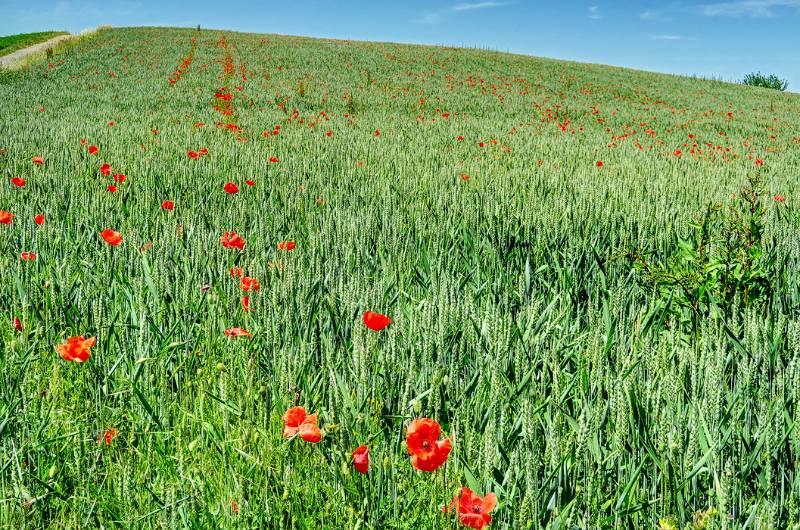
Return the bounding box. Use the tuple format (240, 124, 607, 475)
(88, 145, 99, 155)
(98, 428, 118, 445)
(34, 214, 45, 225)
(108, 121, 115, 127)
(0, 211, 12, 225)
(407, 418, 452, 472)
(374, 130, 380, 137)
(224, 327, 252, 337)
(755, 159, 764, 167)
(100, 163, 112, 176)
(457, 135, 464, 141)
(221, 232, 245, 250)
(596, 161, 604, 167)
(199, 147, 208, 156)
(460, 173, 470, 181)
(774, 195, 786, 203)
(113, 173, 127, 183)
(269, 156, 279, 163)
(58, 335, 96, 363)
(224, 182, 239, 194)
(245, 179, 255, 186)
(11, 177, 25, 188)
(188, 150, 199, 159)
(478, 141, 486, 148)
(107, 184, 118, 193)
(230, 266, 244, 278)
(277, 240, 295, 251)
(20, 251, 37, 261)
(161, 200, 174, 210)
(240, 276, 260, 292)
(326, 130, 333, 137)
(282, 406, 322, 442)
(352, 445, 369, 474)
(363, 311, 391, 332)
(32, 156, 44, 165)
(13, 317, 23, 332)
(674, 149, 682, 157)
(444, 487, 497, 529)
(101, 228, 123, 246)
(241, 296, 251, 312)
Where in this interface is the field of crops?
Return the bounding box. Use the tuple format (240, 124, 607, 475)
(1, 26, 799, 529)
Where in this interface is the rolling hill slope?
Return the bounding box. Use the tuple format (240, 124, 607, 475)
(1, 26, 799, 529)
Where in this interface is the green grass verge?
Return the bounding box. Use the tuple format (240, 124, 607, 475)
(0, 31, 69, 57)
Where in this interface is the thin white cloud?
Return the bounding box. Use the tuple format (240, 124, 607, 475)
(642, 0, 800, 20)
(640, 9, 672, 20)
(701, 0, 800, 17)
(649, 34, 686, 40)
(452, 2, 508, 11)
(417, 2, 509, 24)
(588, 5, 601, 19)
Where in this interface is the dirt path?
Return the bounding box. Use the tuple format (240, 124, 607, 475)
(0, 34, 75, 68)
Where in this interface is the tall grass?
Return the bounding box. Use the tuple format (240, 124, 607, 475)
(0, 27, 799, 529)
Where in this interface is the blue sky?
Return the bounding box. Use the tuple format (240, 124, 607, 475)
(1, 0, 798, 90)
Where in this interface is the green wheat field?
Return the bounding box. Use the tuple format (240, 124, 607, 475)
(1, 26, 799, 529)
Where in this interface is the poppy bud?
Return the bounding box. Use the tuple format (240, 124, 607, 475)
(216, 362, 226, 372)
(412, 400, 422, 414)
(188, 439, 199, 452)
(48, 464, 57, 479)
(282, 489, 289, 501)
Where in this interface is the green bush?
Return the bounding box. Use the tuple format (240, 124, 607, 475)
(742, 71, 788, 91)
(620, 173, 773, 339)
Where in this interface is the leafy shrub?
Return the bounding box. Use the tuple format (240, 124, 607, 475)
(620, 173, 773, 338)
(742, 71, 788, 91)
